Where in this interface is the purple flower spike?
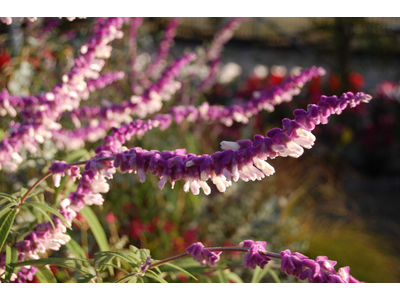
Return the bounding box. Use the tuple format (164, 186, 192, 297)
(49, 160, 81, 187)
(241, 240, 271, 270)
(186, 242, 221, 267)
(338, 266, 360, 283)
(280, 249, 360, 283)
(280, 249, 308, 277)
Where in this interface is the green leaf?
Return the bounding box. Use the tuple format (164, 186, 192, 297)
(18, 188, 28, 199)
(0, 192, 17, 203)
(27, 204, 46, 223)
(96, 251, 140, 266)
(100, 263, 129, 274)
(0, 208, 17, 251)
(217, 268, 228, 283)
(13, 258, 94, 275)
(145, 270, 167, 283)
(5, 245, 18, 282)
(128, 276, 138, 283)
(172, 257, 207, 273)
(114, 272, 139, 283)
(64, 235, 87, 259)
(268, 268, 281, 283)
(161, 262, 198, 281)
(25, 203, 55, 229)
(0, 202, 17, 219)
(77, 274, 95, 283)
(23, 189, 44, 200)
(226, 271, 243, 283)
(80, 206, 113, 275)
(251, 265, 271, 283)
(79, 206, 109, 252)
(23, 202, 70, 229)
(35, 266, 57, 283)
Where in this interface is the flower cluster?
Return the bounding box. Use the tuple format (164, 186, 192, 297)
(145, 18, 181, 80)
(207, 18, 246, 61)
(49, 160, 81, 187)
(280, 250, 360, 283)
(86, 71, 125, 92)
(241, 240, 271, 270)
(182, 241, 360, 283)
(0, 18, 128, 172)
(49, 53, 196, 151)
(94, 91, 371, 196)
(186, 242, 222, 267)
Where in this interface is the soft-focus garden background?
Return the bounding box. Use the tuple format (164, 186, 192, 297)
(1, 17, 400, 282)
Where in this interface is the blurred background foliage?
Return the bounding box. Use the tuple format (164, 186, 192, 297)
(0, 17, 400, 282)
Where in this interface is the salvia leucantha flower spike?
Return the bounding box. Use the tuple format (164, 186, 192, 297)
(41, 65, 322, 152)
(94, 66, 324, 155)
(185, 240, 360, 283)
(105, 91, 372, 195)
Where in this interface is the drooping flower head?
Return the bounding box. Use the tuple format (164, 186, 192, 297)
(240, 240, 271, 270)
(186, 242, 221, 267)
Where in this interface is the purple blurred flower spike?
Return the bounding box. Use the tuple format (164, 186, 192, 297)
(186, 242, 221, 267)
(241, 240, 271, 270)
(338, 266, 360, 283)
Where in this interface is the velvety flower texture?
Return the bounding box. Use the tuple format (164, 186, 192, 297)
(186, 242, 221, 267)
(280, 250, 360, 283)
(241, 240, 271, 270)
(49, 160, 81, 187)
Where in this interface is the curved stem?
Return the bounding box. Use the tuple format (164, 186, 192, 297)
(19, 159, 92, 204)
(147, 246, 283, 271)
(19, 172, 51, 204)
(148, 253, 190, 270)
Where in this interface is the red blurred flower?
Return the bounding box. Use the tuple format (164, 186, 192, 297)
(106, 212, 115, 224)
(329, 73, 341, 92)
(129, 219, 146, 239)
(0, 49, 11, 69)
(348, 72, 364, 92)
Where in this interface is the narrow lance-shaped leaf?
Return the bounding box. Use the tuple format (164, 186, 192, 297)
(79, 206, 109, 252)
(64, 235, 87, 260)
(268, 268, 281, 283)
(251, 265, 271, 283)
(145, 269, 168, 283)
(0, 208, 18, 251)
(35, 266, 58, 283)
(25, 203, 56, 230)
(0, 202, 17, 219)
(217, 268, 228, 283)
(0, 192, 17, 203)
(226, 271, 243, 283)
(161, 262, 198, 281)
(13, 257, 94, 275)
(23, 202, 70, 229)
(5, 245, 18, 282)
